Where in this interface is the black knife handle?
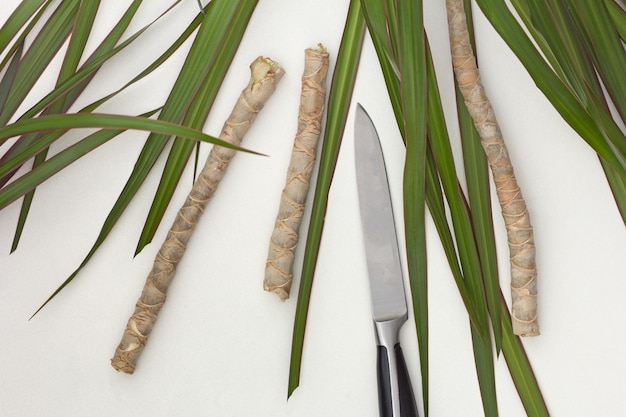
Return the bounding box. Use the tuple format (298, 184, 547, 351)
(377, 343, 419, 417)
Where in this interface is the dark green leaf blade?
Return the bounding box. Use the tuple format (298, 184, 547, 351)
(10, 0, 102, 252)
(0, 110, 160, 211)
(288, 0, 365, 398)
(0, 41, 23, 115)
(0, 113, 246, 150)
(500, 293, 549, 417)
(0, 0, 80, 125)
(0, 0, 47, 54)
(475, 0, 626, 176)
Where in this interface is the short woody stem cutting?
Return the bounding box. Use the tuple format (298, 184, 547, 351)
(264, 46, 329, 300)
(111, 56, 285, 373)
(446, 0, 539, 336)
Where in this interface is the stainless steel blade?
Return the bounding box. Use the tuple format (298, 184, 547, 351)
(354, 104, 408, 323)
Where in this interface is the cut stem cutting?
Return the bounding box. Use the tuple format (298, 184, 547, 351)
(111, 56, 284, 373)
(446, 0, 539, 336)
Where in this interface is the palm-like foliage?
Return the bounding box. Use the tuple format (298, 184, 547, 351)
(0, 0, 259, 315)
(1, 0, 624, 415)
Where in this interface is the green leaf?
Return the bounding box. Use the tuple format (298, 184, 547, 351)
(84, 0, 201, 113)
(605, 0, 626, 41)
(0, 0, 195, 187)
(0, 0, 79, 125)
(457, 85, 503, 350)
(471, 326, 498, 416)
(60, 0, 144, 108)
(135, 0, 258, 253)
(362, 2, 493, 342)
(0, 109, 160, 211)
(569, 0, 626, 121)
(506, 0, 626, 221)
(0, 41, 23, 115)
(28, 1, 259, 317)
(15, 1, 183, 123)
(475, 0, 626, 176)
(0, 0, 48, 54)
(288, 0, 365, 398)
(360, 0, 403, 133)
(425, 44, 490, 339)
(10, 0, 102, 252)
(15, 112, 256, 318)
(0, 0, 144, 185)
(395, 0, 429, 411)
(0, 113, 246, 151)
(500, 293, 549, 417)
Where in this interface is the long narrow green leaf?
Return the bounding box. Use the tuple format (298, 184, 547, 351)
(458, 0, 504, 350)
(457, 86, 503, 348)
(288, 0, 365, 398)
(11, 0, 102, 252)
(135, 0, 258, 254)
(16, 1, 183, 123)
(96, 1, 224, 259)
(0, 0, 143, 177)
(395, 0, 429, 412)
(470, 326, 498, 416)
(0, 0, 47, 54)
(601, 159, 626, 223)
(29, 1, 256, 315)
(0, 1, 199, 184)
(423, 51, 503, 415)
(0, 113, 247, 151)
(475, 0, 626, 177)
(605, 0, 626, 41)
(569, 0, 626, 121)
(59, 0, 144, 109)
(464, 4, 548, 412)
(19, 113, 257, 318)
(84, 1, 205, 113)
(509, 0, 626, 221)
(0, 41, 23, 115)
(0, 1, 53, 75)
(425, 45, 490, 339)
(0, 0, 80, 125)
(500, 293, 549, 417)
(33, 2, 207, 316)
(360, 0, 403, 132)
(0, 109, 159, 211)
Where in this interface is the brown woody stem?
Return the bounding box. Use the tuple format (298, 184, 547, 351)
(111, 57, 285, 373)
(264, 46, 329, 300)
(446, 0, 539, 336)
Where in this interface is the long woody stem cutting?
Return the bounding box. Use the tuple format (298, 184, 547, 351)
(111, 56, 284, 373)
(446, 0, 539, 336)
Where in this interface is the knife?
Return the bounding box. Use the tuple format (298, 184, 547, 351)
(354, 104, 419, 417)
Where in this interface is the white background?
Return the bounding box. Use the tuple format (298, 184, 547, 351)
(1, 1, 625, 416)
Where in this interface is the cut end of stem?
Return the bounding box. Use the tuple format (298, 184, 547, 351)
(250, 56, 284, 87)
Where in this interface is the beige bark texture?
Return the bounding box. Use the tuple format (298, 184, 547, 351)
(111, 56, 285, 373)
(264, 46, 329, 300)
(446, 0, 539, 336)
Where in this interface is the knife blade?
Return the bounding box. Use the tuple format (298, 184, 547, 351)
(354, 104, 419, 417)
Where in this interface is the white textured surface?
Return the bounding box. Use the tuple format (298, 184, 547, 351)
(1, 1, 624, 416)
